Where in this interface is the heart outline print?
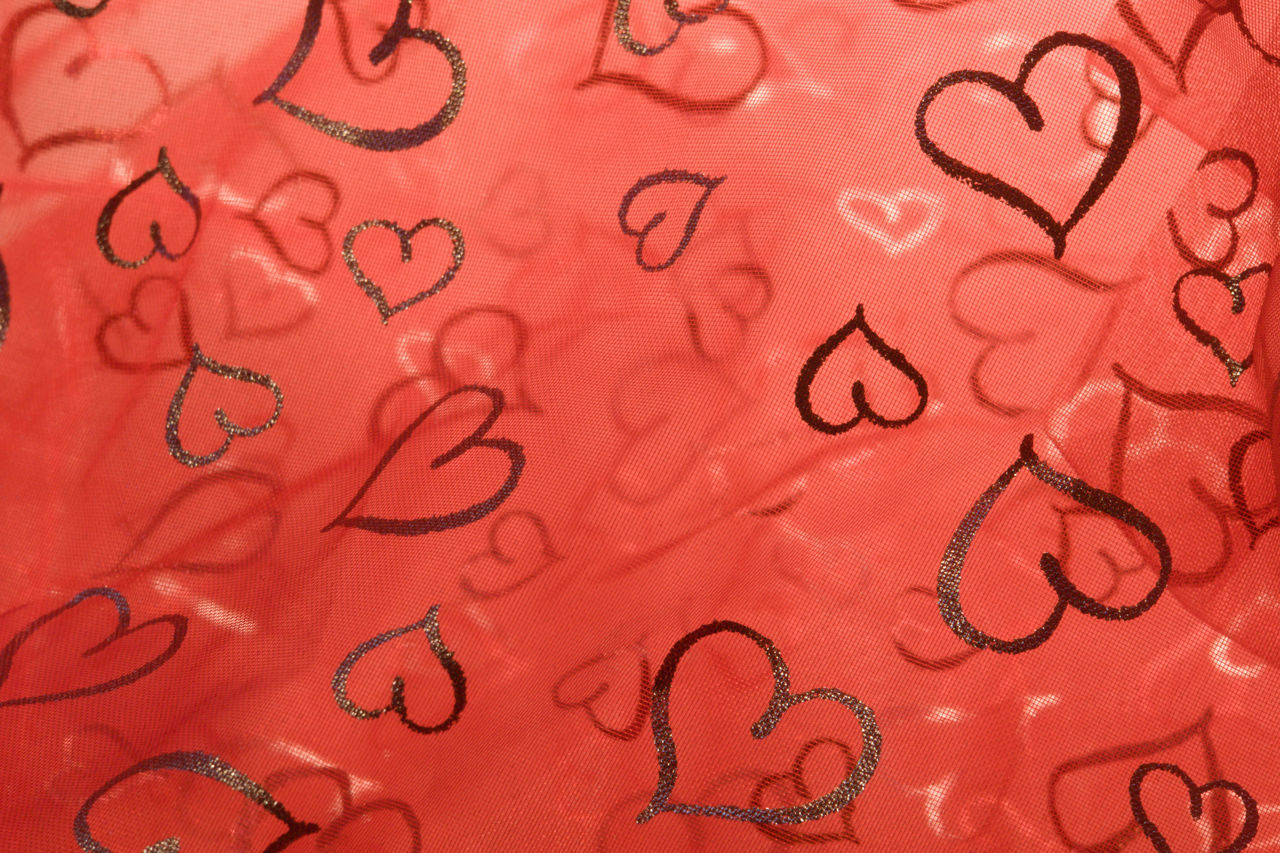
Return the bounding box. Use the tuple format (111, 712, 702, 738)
(915, 31, 1141, 259)
(330, 604, 467, 735)
(637, 619, 881, 825)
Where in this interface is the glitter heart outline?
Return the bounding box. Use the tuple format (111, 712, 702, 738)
(343, 217, 465, 323)
(165, 343, 285, 468)
(1130, 762, 1258, 853)
(915, 31, 1142, 260)
(96, 147, 202, 270)
(254, 0, 465, 151)
(1172, 263, 1269, 387)
(74, 751, 321, 853)
(0, 587, 186, 708)
(637, 619, 881, 825)
(331, 604, 467, 735)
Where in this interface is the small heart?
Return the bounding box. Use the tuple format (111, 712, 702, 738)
(477, 164, 553, 257)
(460, 510, 562, 599)
(619, 170, 725, 272)
(916, 31, 1141, 259)
(552, 642, 651, 740)
(837, 188, 943, 256)
(1227, 430, 1278, 546)
(1, 6, 170, 167)
(75, 751, 321, 852)
(748, 737, 861, 844)
(1130, 762, 1258, 853)
(637, 619, 881, 824)
(1172, 263, 1269, 386)
(325, 384, 524, 536)
(938, 434, 1172, 654)
(0, 587, 186, 708)
(576, 0, 767, 112)
(96, 147, 201, 269)
(343, 217, 465, 323)
(240, 171, 341, 276)
(165, 343, 285, 468)
(222, 251, 318, 340)
(794, 303, 928, 433)
(331, 604, 466, 735)
(255, 0, 465, 151)
(95, 275, 192, 372)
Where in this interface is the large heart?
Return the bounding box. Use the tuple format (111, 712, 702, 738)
(1172, 263, 1269, 386)
(255, 0, 465, 151)
(0, 587, 185, 708)
(915, 32, 1141, 259)
(1130, 762, 1258, 853)
(637, 619, 881, 825)
(330, 604, 466, 735)
(343, 217, 465, 324)
(325, 384, 524, 536)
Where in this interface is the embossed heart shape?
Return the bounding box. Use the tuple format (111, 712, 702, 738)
(1172, 264, 1269, 386)
(836, 188, 943, 256)
(1228, 430, 1278, 546)
(460, 510, 562, 599)
(240, 170, 341, 276)
(638, 620, 881, 824)
(552, 642, 651, 740)
(915, 32, 1141, 259)
(95, 275, 191, 372)
(331, 605, 466, 735)
(1, 6, 169, 167)
(0, 587, 186, 708)
(576, 0, 767, 112)
(343, 218, 464, 324)
(222, 251, 318, 340)
(1130, 762, 1258, 853)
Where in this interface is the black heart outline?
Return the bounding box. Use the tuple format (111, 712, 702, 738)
(937, 434, 1172, 654)
(0, 185, 8, 352)
(342, 217, 465, 323)
(0, 587, 186, 708)
(619, 170, 725, 272)
(552, 642, 652, 741)
(612, 0, 729, 56)
(915, 31, 1141, 260)
(96, 147, 202, 269)
(165, 343, 285, 468)
(254, 0, 465, 151)
(748, 737, 861, 844)
(1130, 762, 1258, 853)
(637, 620, 881, 825)
(324, 384, 525, 535)
(1172, 264, 1269, 386)
(74, 751, 321, 853)
(53, 0, 110, 18)
(95, 275, 192, 373)
(331, 604, 466, 735)
(794, 303, 928, 434)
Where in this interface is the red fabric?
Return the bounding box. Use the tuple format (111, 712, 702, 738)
(2, 0, 1279, 849)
